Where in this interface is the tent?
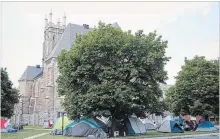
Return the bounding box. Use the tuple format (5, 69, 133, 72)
(196, 121, 217, 132)
(96, 116, 109, 124)
(75, 117, 108, 132)
(140, 118, 156, 130)
(158, 116, 184, 133)
(178, 116, 183, 125)
(51, 116, 71, 135)
(124, 116, 146, 134)
(106, 116, 146, 135)
(196, 116, 203, 123)
(89, 118, 108, 133)
(63, 118, 107, 138)
(64, 121, 77, 130)
(0, 120, 17, 133)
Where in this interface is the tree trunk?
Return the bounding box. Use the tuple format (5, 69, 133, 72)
(204, 114, 209, 121)
(109, 117, 127, 137)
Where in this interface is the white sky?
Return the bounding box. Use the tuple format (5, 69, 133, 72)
(1, 2, 219, 87)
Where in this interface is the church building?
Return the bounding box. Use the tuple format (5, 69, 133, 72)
(13, 11, 119, 127)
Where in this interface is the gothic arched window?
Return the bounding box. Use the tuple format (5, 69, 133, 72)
(53, 35, 55, 43)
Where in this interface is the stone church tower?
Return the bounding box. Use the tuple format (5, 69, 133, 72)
(14, 11, 67, 127)
(42, 11, 66, 66)
(13, 11, 120, 127)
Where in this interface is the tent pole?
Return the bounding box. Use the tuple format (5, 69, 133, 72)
(62, 113, 64, 134)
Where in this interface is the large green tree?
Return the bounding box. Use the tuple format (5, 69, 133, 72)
(1, 68, 19, 118)
(165, 56, 219, 117)
(57, 22, 170, 133)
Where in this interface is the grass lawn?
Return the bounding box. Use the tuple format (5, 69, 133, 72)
(140, 130, 219, 138)
(35, 130, 219, 139)
(1, 129, 218, 139)
(35, 134, 81, 139)
(1, 129, 48, 139)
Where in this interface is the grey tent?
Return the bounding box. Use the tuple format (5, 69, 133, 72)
(90, 118, 108, 133)
(63, 121, 107, 138)
(158, 116, 184, 133)
(140, 118, 157, 130)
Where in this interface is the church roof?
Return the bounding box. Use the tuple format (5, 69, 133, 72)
(111, 22, 120, 28)
(46, 23, 93, 61)
(46, 22, 120, 61)
(18, 66, 43, 81)
(33, 71, 43, 80)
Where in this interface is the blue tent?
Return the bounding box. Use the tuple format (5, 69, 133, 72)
(64, 121, 77, 130)
(63, 118, 107, 138)
(158, 116, 184, 133)
(0, 120, 17, 133)
(196, 121, 217, 132)
(178, 116, 183, 125)
(124, 116, 146, 134)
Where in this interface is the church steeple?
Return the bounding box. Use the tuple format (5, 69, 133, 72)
(63, 12, 66, 27)
(42, 11, 66, 66)
(49, 9, 52, 23)
(44, 15, 48, 28)
(57, 17, 61, 27)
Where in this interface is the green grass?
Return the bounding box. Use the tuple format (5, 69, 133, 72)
(1, 129, 48, 139)
(36, 130, 219, 139)
(23, 125, 40, 129)
(23, 125, 52, 129)
(1, 129, 218, 139)
(140, 130, 219, 138)
(35, 135, 81, 139)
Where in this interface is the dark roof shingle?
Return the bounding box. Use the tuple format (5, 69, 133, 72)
(19, 66, 43, 81)
(46, 22, 120, 61)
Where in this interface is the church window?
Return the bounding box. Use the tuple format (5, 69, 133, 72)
(35, 81, 40, 97)
(46, 46, 49, 56)
(34, 83, 37, 97)
(53, 35, 56, 43)
(47, 68, 51, 85)
(47, 67, 52, 85)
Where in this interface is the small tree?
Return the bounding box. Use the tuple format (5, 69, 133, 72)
(57, 22, 170, 135)
(165, 56, 219, 118)
(1, 68, 19, 118)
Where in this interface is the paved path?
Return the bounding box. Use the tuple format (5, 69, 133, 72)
(146, 133, 219, 139)
(23, 132, 48, 139)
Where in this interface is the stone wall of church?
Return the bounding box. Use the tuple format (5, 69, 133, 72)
(53, 59, 65, 112)
(19, 81, 34, 97)
(29, 58, 59, 126)
(16, 57, 66, 126)
(32, 77, 43, 98)
(21, 114, 33, 125)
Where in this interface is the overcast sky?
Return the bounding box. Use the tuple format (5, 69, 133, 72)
(2, 2, 219, 87)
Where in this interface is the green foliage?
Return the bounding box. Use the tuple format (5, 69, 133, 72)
(57, 22, 170, 120)
(165, 56, 219, 117)
(164, 86, 175, 112)
(149, 100, 168, 116)
(1, 68, 19, 118)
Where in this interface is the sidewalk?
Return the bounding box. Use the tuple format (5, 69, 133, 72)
(145, 133, 219, 139)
